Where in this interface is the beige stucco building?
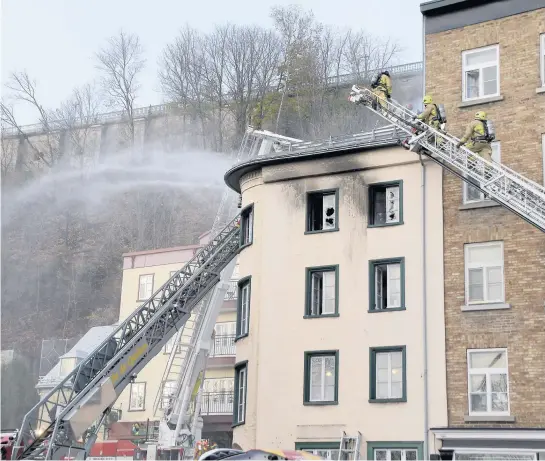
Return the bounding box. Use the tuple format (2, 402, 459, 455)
(224, 133, 448, 459)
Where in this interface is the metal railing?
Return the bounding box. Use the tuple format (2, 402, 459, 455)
(199, 392, 234, 415)
(210, 335, 236, 357)
(223, 280, 238, 301)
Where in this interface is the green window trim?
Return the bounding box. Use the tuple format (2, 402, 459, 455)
(369, 346, 407, 403)
(368, 257, 406, 312)
(367, 180, 404, 228)
(305, 188, 340, 234)
(295, 442, 340, 451)
(366, 441, 423, 460)
(235, 276, 251, 340)
(232, 360, 248, 427)
(304, 265, 340, 318)
(303, 350, 339, 405)
(239, 203, 254, 250)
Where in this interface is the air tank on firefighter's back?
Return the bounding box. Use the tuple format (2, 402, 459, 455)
(485, 119, 496, 141)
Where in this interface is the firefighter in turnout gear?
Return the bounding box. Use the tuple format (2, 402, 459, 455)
(371, 70, 392, 111)
(415, 95, 444, 130)
(456, 110, 494, 162)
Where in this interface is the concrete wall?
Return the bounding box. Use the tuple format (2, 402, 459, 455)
(233, 146, 447, 453)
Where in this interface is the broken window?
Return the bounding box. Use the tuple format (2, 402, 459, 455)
(240, 205, 253, 246)
(307, 267, 337, 316)
(369, 183, 401, 226)
(370, 259, 404, 310)
(307, 190, 337, 232)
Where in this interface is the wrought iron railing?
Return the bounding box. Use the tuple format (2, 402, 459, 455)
(210, 335, 236, 357)
(199, 391, 234, 415)
(223, 280, 238, 301)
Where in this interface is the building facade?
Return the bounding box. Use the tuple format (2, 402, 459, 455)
(112, 233, 240, 448)
(224, 133, 448, 459)
(422, 0, 545, 457)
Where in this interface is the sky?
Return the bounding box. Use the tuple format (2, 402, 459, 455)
(1, 0, 424, 126)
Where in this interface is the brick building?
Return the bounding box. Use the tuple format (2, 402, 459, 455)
(421, 0, 545, 457)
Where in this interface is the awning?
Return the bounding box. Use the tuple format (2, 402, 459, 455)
(432, 428, 545, 450)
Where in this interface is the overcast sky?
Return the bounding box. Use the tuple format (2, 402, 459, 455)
(1, 0, 424, 125)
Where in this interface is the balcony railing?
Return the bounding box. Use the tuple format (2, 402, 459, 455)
(210, 335, 236, 357)
(200, 391, 234, 415)
(224, 280, 238, 301)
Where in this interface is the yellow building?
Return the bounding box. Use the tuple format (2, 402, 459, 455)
(113, 231, 239, 448)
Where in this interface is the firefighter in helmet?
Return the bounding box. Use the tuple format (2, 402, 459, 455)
(456, 110, 493, 162)
(415, 95, 443, 130)
(370, 70, 392, 111)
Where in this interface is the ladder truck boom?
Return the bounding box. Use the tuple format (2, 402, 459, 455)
(349, 85, 545, 233)
(13, 216, 242, 460)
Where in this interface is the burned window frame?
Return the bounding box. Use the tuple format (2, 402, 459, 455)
(368, 180, 404, 228)
(305, 189, 339, 234)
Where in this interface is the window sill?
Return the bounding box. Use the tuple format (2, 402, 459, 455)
(458, 95, 504, 108)
(303, 313, 340, 319)
(536, 87, 545, 94)
(303, 400, 338, 406)
(369, 398, 407, 404)
(231, 420, 245, 428)
(464, 415, 515, 423)
(239, 241, 253, 251)
(459, 200, 500, 210)
(234, 333, 249, 343)
(368, 307, 406, 313)
(128, 408, 145, 412)
(461, 302, 511, 312)
(304, 228, 339, 235)
(368, 221, 404, 229)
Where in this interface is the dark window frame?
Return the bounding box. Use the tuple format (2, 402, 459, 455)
(235, 276, 251, 340)
(305, 188, 340, 234)
(368, 257, 406, 313)
(366, 441, 423, 460)
(240, 203, 254, 249)
(232, 360, 248, 427)
(304, 265, 340, 318)
(369, 345, 407, 403)
(367, 180, 404, 228)
(303, 350, 339, 406)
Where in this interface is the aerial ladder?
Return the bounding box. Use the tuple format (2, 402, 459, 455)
(348, 85, 545, 233)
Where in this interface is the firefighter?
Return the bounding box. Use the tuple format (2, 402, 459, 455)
(456, 111, 493, 162)
(371, 70, 392, 111)
(415, 95, 443, 130)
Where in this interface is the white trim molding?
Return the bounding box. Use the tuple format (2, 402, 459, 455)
(431, 428, 545, 441)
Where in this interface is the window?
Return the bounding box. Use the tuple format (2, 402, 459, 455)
(161, 381, 176, 409)
(464, 242, 504, 304)
(295, 443, 341, 461)
(305, 266, 339, 317)
(369, 258, 405, 311)
(372, 448, 418, 461)
(368, 182, 403, 227)
(303, 351, 339, 405)
(369, 346, 407, 402)
(541, 33, 545, 88)
(464, 142, 501, 203)
(59, 357, 77, 376)
(233, 361, 247, 425)
(462, 45, 499, 101)
(306, 190, 338, 233)
(129, 382, 146, 411)
(542, 134, 545, 186)
(467, 349, 509, 415)
(236, 278, 251, 338)
(453, 452, 535, 461)
(240, 204, 254, 247)
(138, 274, 154, 300)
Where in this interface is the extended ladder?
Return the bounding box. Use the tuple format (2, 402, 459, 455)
(338, 431, 361, 460)
(12, 217, 242, 460)
(349, 85, 545, 233)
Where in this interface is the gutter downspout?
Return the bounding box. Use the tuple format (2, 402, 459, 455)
(421, 13, 430, 461)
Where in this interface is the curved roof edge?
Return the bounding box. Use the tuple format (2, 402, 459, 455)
(224, 138, 401, 193)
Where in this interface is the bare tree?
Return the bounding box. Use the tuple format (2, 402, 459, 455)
(96, 31, 145, 149)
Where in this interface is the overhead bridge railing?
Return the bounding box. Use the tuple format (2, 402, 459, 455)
(349, 85, 545, 233)
(14, 216, 242, 460)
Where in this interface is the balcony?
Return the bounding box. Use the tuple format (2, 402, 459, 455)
(210, 335, 236, 357)
(200, 391, 234, 416)
(224, 280, 238, 301)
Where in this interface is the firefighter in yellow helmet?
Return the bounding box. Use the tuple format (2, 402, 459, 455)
(416, 95, 443, 130)
(370, 70, 392, 111)
(456, 111, 493, 162)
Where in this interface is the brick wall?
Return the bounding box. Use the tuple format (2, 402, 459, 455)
(425, 9, 545, 427)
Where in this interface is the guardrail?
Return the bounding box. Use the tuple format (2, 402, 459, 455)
(210, 335, 236, 357)
(199, 391, 234, 415)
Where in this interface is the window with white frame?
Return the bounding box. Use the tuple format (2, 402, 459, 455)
(467, 349, 509, 415)
(454, 452, 536, 461)
(307, 190, 338, 232)
(129, 382, 146, 411)
(374, 448, 418, 461)
(306, 267, 337, 316)
(464, 142, 501, 203)
(462, 45, 500, 101)
(161, 381, 176, 409)
(298, 447, 341, 460)
(138, 274, 154, 300)
(464, 242, 504, 304)
(540, 33, 545, 88)
(236, 279, 251, 337)
(370, 348, 406, 401)
(370, 259, 404, 311)
(234, 363, 247, 424)
(305, 351, 338, 403)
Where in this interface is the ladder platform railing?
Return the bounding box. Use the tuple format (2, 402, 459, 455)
(349, 85, 545, 233)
